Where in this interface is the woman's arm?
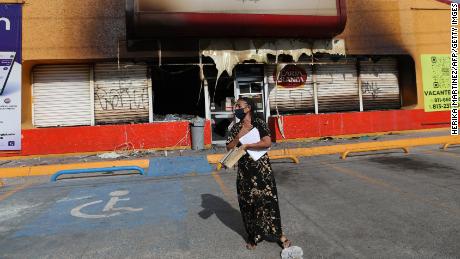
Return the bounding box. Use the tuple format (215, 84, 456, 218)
(226, 136, 240, 151)
(225, 127, 248, 150)
(241, 136, 272, 151)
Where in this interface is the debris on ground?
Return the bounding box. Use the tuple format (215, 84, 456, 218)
(97, 152, 123, 159)
(152, 114, 195, 122)
(319, 137, 334, 141)
(281, 246, 304, 259)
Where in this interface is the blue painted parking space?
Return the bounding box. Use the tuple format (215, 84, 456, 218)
(148, 155, 213, 177)
(14, 180, 188, 237)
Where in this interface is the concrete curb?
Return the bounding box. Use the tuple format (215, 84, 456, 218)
(0, 128, 448, 162)
(0, 160, 149, 179)
(273, 127, 450, 143)
(207, 135, 460, 163)
(1, 135, 459, 179)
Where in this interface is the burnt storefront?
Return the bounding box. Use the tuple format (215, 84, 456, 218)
(3, 0, 450, 156)
(125, 0, 410, 144)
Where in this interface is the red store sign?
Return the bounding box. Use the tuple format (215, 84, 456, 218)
(276, 65, 307, 88)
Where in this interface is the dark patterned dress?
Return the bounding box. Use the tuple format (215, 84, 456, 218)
(226, 117, 283, 244)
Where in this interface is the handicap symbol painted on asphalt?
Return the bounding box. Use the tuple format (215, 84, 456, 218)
(71, 190, 143, 219)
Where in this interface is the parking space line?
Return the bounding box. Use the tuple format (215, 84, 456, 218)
(422, 150, 460, 159)
(0, 183, 32, 202)
(211, 171, 237, 203)
(324, 162, 397, 191)
(322, 162, 460, 217)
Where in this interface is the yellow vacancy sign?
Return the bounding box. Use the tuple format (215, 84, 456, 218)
(421, 54, 451, 112)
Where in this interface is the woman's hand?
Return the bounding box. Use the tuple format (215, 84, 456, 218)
(240, 144, 249, 151)
(241, 136, 272, 151)
(226, 124, 253, 151)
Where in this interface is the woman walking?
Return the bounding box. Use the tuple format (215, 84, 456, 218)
(226, 97, 291, 250)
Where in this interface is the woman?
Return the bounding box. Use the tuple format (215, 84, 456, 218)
(226, 97, 291, 250)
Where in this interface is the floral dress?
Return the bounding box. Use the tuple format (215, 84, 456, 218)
(226, 117, 283, 244)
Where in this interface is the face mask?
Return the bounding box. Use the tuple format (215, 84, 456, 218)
(234, 108, 246, 120)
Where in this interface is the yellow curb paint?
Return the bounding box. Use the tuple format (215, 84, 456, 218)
(0, 159, 150, 179)
(0, 128, 447, 161)
(207, 154, 225, 164)
(0, 183, 33, 202)
(0, 167, 31, 178)
(340, 146, 410, 160)
(207, 135, 460, 164)
(0, 128, 448, 161)
(0, 146, 193, 162)
(443, 142, 460, 150)
(2, 135, 459, 179)
(0, 151, 103, 162)
(274, 127, 449, 143)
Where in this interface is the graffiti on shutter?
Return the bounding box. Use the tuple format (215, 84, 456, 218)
(94, 63, 150, 124)
(360, 57, 401, 110)
(266, 64, 314, 112)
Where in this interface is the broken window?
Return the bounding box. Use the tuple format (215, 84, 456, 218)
(151, 65, 205, 119)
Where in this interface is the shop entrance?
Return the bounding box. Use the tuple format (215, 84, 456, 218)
(207, 64, 269, 145)
(151, 65, 205, 118)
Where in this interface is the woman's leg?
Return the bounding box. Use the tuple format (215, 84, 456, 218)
(237, 170, 258, 249)
(255, 158, 291, 248)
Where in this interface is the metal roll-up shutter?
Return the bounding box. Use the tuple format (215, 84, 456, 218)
(33, 65, 92, 127)
(94, 63, 150, 125)
(360, 58, 401, 110)
(266, 64, 315, 112)
(316, 58, 359, 112)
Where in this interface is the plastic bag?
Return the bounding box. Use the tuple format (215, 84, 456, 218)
(281, 246, 303, 259)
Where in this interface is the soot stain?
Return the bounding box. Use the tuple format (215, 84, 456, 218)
(367, 156, 458, 178)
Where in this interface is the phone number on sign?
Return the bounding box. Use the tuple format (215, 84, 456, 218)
(432, 103, 451, 109)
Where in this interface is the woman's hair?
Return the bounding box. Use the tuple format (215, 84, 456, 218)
(239, 97, 260, 122)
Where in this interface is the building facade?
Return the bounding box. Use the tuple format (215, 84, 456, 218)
(0, 0, 453, 156)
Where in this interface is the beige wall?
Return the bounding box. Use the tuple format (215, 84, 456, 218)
(21, 0, 125, 60)
(339, 0, 451, 109)
(1, 0, 452, 127)
(14, 0, 451, 60)
(1, 0, 126, 128)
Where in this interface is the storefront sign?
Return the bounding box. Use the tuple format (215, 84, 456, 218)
(0, 4, 21, 150)
(421, 54, 451, 112)
(275, 64, 307, 88)
(137, 0, 338, 16)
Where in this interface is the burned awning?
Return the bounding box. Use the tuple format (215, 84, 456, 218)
(200, 38, 346, 79)
(126, 0, 347, 39)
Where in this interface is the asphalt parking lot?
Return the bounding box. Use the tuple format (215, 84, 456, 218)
(0, 145, 459, 259)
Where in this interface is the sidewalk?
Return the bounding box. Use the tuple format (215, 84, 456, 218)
(0, 128, 456, 183)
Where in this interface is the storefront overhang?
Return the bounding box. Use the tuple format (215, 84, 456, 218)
(200, 38, 347, 77)
(126, 0, 347, 39)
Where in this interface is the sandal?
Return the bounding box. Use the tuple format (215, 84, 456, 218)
(246, 242, 257, 250)
(280, 236, 291, 249)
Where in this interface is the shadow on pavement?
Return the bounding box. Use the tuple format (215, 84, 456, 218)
(198, 194, 247, 241)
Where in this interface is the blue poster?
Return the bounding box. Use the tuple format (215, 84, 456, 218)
(0, 4, 21, 150)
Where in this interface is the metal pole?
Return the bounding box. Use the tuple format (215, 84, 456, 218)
(357, 60, 364, 112)
(90, 64, 96, 126)
(204, 79, 211, 120)
(312, 56, 319, 114)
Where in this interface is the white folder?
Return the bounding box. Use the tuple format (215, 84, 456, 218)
(239, 128, 269, 161)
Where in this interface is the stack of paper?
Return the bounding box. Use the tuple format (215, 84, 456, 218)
(239, 128, 269, 161)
